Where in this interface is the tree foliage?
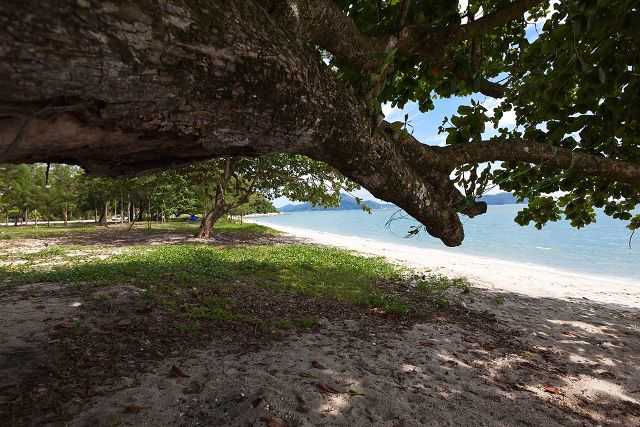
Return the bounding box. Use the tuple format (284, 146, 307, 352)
(330, 0, 639, 233)
(0, 153, 357, 233)
(168, 154, 358, 238)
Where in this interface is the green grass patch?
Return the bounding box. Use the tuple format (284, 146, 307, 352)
(21, 245, 68, 260)
(213, 221, 279, 237)
(0, 219, 276, 240)
(0, 223, 98, 239)
(183, 295, 236, 321)
(416, 273, 471, 309)
(1, 243, 405, 313)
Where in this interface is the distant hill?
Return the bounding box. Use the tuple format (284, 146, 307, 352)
(279, 193, 394, 212)
(479, 192, 526, 205)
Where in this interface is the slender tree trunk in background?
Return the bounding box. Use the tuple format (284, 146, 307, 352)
(197, 209, 225, 239)
(106, 200, 110, 223)
(198, 158, 235, 239)
(63, 204, 68, 226)
(97, 200, 108, 225)
(24, 208, 28, 225)
(94, 203, 98, 223)
(127, 206, 144, 232)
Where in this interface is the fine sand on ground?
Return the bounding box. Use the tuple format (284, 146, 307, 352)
(2, 226, 640, 426)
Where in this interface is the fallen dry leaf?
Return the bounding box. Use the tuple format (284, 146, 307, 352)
(318, 383, 341, 394)
(311, 360, 326, 369)
(123, 404, 144, 414)
(543, 385, 564, 395)
(169, 365, 189, 378)
(261, 416, 287, 427)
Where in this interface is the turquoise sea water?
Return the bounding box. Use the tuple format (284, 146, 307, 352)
(254, 205, 639, 281)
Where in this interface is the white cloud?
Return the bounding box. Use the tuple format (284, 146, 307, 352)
(482, 98, 516, 129)
(424, 134, 447, 146)
(525, 0, 561, 32)
(381, 102, 397, 117)
(459, 0, 484, 24)
(381, 102, 411, 123)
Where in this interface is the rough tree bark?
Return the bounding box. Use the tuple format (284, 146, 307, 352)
(0, 1, 638, 245)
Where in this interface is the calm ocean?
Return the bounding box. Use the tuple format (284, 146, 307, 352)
(254, 205, 639, 281)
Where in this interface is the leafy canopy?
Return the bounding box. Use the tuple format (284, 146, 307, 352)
(331, 0, 639, 231)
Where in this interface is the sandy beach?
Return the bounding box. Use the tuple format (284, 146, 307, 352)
(248, 221, 640, 309)
(3, 224, 640, 426)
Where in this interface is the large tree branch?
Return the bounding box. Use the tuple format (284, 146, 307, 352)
(453, 0, 545, 43)
(277, 0, 534, 101)
(269, 0, 385, 71)
(283, 0, 544, 70)
(397, 0, 545, 61)
(472, 78, 507, 98)
(432, 139, 640, 185)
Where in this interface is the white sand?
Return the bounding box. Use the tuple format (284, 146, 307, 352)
(249, 221, 640, 309)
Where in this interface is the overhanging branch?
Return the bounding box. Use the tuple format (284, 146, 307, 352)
(398, 0, 545, 61)
(433, 139, 640, 186)
(453, 0, 545, 43)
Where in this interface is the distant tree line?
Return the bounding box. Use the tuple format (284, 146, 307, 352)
(0, 154, 356, 237)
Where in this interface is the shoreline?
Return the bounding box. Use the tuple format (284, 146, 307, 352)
(248, 220, 640, 309)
